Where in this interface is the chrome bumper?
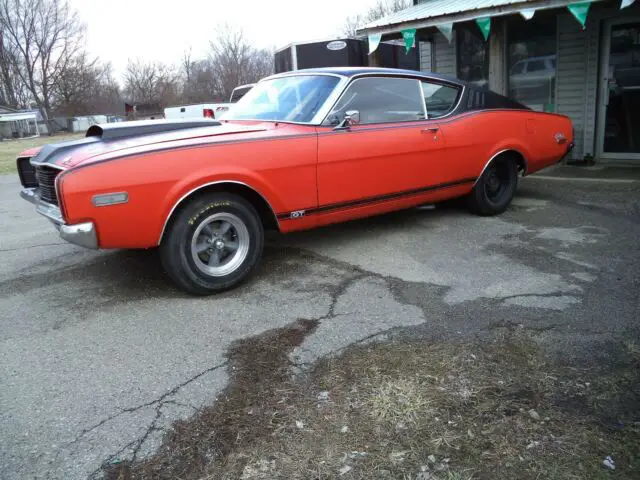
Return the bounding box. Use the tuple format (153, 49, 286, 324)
(20, 188, 98, 250)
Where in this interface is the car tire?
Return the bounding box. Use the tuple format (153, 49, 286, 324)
(160, 193, 264, 295)
(468, 155, 518, 216)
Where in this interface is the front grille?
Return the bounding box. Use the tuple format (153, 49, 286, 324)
(35, 166, 61, 205)
(17, 157, 37, 187)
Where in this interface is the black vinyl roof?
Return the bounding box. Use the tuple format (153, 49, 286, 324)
(269, 67, 465, 86)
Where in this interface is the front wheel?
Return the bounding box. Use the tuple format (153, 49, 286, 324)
(468, 156, 518, 216)
(160, 193, 264, 295)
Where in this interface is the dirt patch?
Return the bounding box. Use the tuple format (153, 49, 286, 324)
(106, 328, 640, 480)
(105, 318, 318, 479)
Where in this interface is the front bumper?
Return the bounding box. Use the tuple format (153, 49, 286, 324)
(20, 188, 98, 250)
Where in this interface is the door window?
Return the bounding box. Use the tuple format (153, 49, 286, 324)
(421, 81, 460, 118)
(324, 77, 425, 125)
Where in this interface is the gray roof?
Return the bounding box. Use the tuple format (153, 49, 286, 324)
(359, 0, 603, 35)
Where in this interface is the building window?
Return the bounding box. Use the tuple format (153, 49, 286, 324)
(456, 24, 489, 88)
(508, 13, 557, 111)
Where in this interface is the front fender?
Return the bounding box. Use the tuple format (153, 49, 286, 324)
(162, 166, 284, 220)
(59, 134, 317, 249)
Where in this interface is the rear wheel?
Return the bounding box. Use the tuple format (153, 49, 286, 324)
(468, 156, 518, 216)
(160, 193, 264, 295)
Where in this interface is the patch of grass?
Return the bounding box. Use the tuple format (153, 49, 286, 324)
(0, 133, 83, 174)
(109, 326, 640, 480)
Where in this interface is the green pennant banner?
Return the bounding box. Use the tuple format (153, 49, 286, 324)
(401, 28, 416, 53)
(621, 0, 635, 8)
(476, 17, 491, 41)
(368, 34, 382, 55)
(567, 2, 592, 29)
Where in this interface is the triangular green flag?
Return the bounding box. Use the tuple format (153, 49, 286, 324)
(621, 0, 635, 8)
(401, 28, 416, 53)
(567, 2, 592, 29)
(476, 17, 491, 41)
(368, 34, 382, 55)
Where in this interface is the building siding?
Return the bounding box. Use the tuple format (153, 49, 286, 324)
(556, 13, 588, 160)
(419, 41, 433, 72)
(433, 32, 456, 76)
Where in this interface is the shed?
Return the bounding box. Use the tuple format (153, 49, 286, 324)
(0, 111, 40, 140)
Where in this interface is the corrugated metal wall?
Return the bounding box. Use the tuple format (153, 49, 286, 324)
(556, 14, 589, 160)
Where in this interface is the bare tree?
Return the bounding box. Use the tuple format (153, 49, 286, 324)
(208, 24, 273, 100)
(0, 0, 85, 129)
(179, 58, 217, 103)
(122, 58, 179, 107)
(0, 33, 29, 108)
(54, 53, 122, 116)
(181, 48, 193, 86)
(341, 0, 411, 38)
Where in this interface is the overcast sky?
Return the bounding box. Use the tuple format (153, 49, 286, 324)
(68, 0, 381, 78)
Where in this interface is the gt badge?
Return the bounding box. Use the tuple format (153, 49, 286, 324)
(290, 210, 305, 219)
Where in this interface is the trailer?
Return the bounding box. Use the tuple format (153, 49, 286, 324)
(274, 38, 419, 74)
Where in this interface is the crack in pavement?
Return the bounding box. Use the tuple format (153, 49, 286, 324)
(72, 359, 228, 476)
(499, 292, 578, 301)
(483, 320, 561, 334)
(0, 242, 68, 253)
(87, 243, 590, 476)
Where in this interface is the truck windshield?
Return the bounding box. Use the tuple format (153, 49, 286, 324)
(224, 75, 340, 123)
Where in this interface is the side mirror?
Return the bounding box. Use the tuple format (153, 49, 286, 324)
(334, 110, 360, 130)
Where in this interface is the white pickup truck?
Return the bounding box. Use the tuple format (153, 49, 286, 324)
(163, 84, 255, 120)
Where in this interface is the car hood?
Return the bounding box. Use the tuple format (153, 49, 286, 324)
(26, 120, 271, 169)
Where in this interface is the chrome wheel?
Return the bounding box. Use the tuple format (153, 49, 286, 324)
(190, 213, 250, 277)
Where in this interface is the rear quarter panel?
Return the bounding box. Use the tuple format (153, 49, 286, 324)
(59, 125, 317, 249)
(439, 110, 572, 179)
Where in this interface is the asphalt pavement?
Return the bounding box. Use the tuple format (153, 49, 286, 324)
(1, 172, 638, 479)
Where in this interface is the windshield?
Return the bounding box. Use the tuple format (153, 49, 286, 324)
(223, 75, 341, 123)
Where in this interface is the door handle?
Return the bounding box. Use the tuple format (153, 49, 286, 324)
(422, 127, 439, 133)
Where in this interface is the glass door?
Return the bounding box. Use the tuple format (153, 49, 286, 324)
(598, 19, 640, 159)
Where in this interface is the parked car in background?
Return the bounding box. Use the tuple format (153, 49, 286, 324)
(16, 68, 573, 295)
(164, 102, 232, 120)
(164, 84, 256, 120)
(229, 84, 255, 103)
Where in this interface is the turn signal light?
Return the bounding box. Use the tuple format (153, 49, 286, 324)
(92, 192, 129, 206)
(203, 108, 214, 118)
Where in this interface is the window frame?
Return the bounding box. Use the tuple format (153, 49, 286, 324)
(420, 80, 462, 119)
(322, 76, 427, 126)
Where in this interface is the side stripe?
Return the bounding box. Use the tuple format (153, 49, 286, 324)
(277, 177, 477, 220)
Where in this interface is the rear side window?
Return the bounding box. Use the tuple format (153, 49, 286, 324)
(421, 81, 460, 118)
(325, 77, 425, 125)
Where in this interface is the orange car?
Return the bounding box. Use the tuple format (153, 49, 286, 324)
(17, 67, 574, 295)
